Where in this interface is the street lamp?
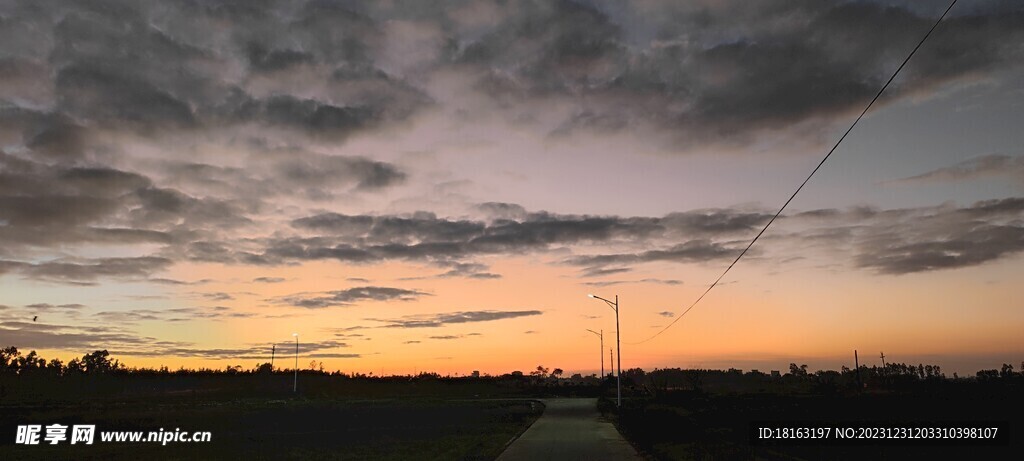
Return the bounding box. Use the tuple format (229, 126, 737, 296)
(585, 329, 604, 379)
(588, 293, 621, 408)
(292, 333, 299, 393)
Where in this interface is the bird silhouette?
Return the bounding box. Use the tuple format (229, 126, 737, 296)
(33, 316, 37, 322)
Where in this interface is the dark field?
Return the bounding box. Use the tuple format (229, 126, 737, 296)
(4, 360, 1022, 460)
(608, 384, 1022, 461)
(0, 361, 602, 460)
(0, 396, 543, 460)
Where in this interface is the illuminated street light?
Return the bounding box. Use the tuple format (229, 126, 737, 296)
(588, 293, 621, 407)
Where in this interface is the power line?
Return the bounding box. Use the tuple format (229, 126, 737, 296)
(629, 0, 958, 345)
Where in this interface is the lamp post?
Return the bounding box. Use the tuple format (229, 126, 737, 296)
(292, 333, 299, 393)
(585, 329, 604, 379)
(588, 294, 621, 407)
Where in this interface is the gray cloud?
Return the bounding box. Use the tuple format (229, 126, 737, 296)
(657, 311, 674, 318)
(11, 0, 428, 140)
(436, 262, 502, 280)
(0, 154, 171, 252)
(93, 309, 166, 323)
(776, 197, 1024, 275)
(90, 306, 258, 324)
(198, 292, 235, 302)
(0, 153, 262, 268)
(0, 1, 422, 282)
(2, 310, 355, 359)
(476, 202, 529, 221)
(56, 63, 196, 130)
(566, 239, 738, 272)
(370, 310, 543, 328)
(426, 0, 1023, 147)
(219, 207, 769, 274)
(10, 192, 1017, 283)
(889, 154, 1024, 185)
(151, 147, 406, 204)
(25, 303, 86, 311)
(426, 332, 483, 340)
(253, 276, 286, 283)
(855, 225, 1024, 275)
(274, 286, 429, 309)
(148, 278, 211, 286)
(0, 318, 181, 352)
(400, 261, 502, 280)
(117, 339, 354, 359)
(580, 267, 631, 278)
(583, 278, 682, 288)
(0, 256, 173, 285)
(0, 0, 1020, 159)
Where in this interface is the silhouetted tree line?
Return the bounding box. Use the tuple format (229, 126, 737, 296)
(4, 347, 1022, 390)
(626, 361, 1024, 396)
(2, 348, 610, 404)
(1, 347, 122, 375)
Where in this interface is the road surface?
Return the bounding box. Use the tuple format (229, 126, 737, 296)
(496, 398, 642, 461)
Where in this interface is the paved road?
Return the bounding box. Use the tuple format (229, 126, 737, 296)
(496, 398, 642, 461)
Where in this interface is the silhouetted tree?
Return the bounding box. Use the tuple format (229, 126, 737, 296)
(977, 369, 999, 380)
(1, 346, 20, 373)
(15, 350, 46, 372)
(80, 350, 121, 374)
(682, 369, 703, 392)
(552, 368, 564, 378)
(46, 358, 64, 376)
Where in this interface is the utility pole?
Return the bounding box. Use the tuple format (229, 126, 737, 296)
(293, 333, 299, 393)
(880, 351, 886, 368)
(610, 348, 614, 379)
(854, 350, 861, 388)
(586, 329, 604, 378)
(271, 344, 275, 371)
(615, 295, 621, 408)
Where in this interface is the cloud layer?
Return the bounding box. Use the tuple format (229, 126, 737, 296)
(2, 1, 1023, 364)
(369, 310, 543, 329)
(273, 286, 429, 309)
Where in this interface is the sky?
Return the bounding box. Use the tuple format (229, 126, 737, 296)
(1, 0, 1022, 377)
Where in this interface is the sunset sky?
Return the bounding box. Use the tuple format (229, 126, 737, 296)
(1, 0, 1022, 376)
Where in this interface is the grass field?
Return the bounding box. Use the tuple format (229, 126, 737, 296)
(1, 397, 543, 460)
